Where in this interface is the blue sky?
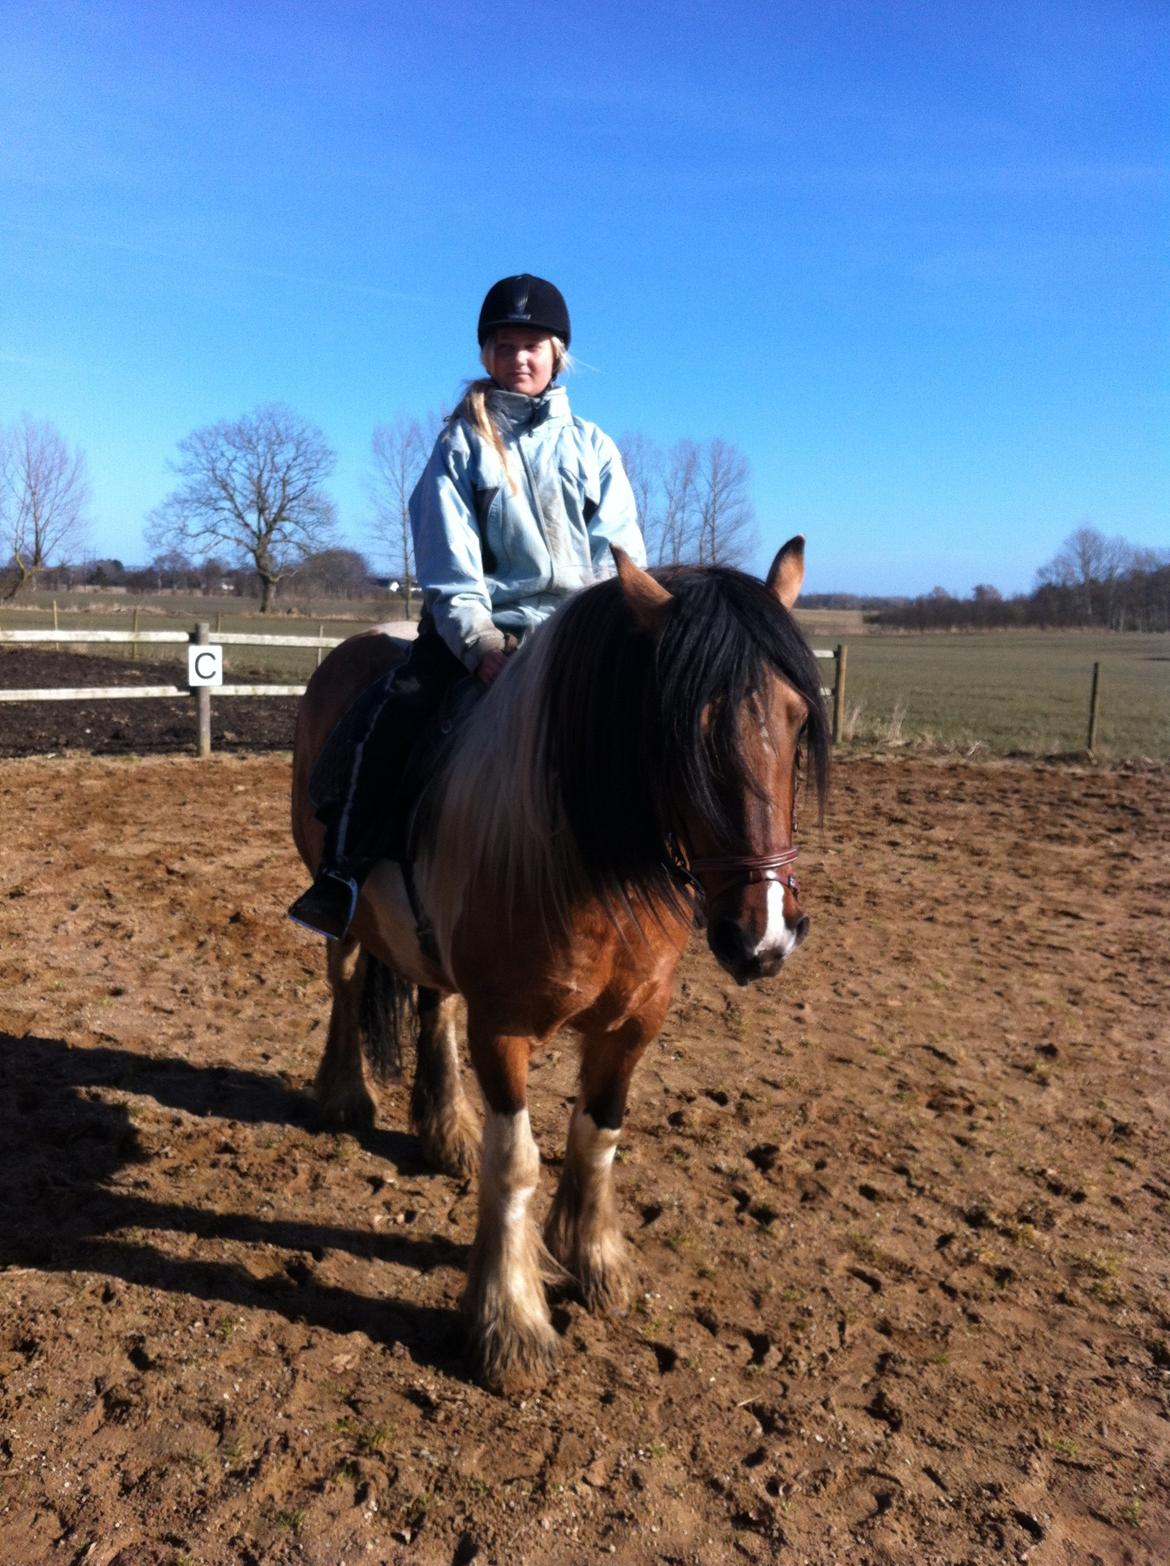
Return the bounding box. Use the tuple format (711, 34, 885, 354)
(3, 0, 1166, 596)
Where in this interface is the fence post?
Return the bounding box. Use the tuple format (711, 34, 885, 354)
(132, 605, 140, 662)
(832, 643, 848, 744)
(52, 599, 60, 654)
(192, 622, 212, 759)
(1086, 661, 1101, 754)
(317, 623, 325, 669)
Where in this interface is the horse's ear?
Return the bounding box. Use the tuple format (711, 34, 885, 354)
(612, 546, 672, 635)
(766, 535, 805, 610)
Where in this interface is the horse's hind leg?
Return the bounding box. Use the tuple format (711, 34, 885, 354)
(462, 1024, 557, 1393)
(545, 1019, 660, 1314)
(314, 937, 377, 1130)
(411, 988, 480, 1179)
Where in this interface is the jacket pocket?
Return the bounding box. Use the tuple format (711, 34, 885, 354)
(557, 463, 601, 530)
(472, 485, 501, 575)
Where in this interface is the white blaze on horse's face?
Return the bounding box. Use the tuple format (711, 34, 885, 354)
(701, 676, 810, 986)
(751, 694, 807, 961)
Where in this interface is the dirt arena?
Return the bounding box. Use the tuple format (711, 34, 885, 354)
(0, 672, 1167, 1563)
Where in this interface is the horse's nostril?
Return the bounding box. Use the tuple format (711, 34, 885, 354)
(793, 914, 810, 947)
(709, 916, 749, 963)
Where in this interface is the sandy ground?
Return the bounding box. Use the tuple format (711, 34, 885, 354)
(0, 743, 1167, 1566)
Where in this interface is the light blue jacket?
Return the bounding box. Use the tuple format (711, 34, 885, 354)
(410, 384, 645, 669)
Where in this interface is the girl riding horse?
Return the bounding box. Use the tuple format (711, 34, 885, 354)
(291, 537, 829, 1392)
(289, 274, 645, 940)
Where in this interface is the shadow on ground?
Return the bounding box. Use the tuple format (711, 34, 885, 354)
(0, 1030, 465, 1373)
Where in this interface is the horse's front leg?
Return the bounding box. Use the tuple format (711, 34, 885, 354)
(544, 1014, 661, 1314)
(314, 937, 377, 1130)
(411, 988, 480, 1178)
(463, 1023, 557, 1393)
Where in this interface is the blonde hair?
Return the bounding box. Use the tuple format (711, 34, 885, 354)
(449, 333, 572, 484)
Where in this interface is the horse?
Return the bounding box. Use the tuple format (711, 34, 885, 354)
(290, 539, 830, 1392)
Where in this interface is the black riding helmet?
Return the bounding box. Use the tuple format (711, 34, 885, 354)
(477, 274, 571, 348)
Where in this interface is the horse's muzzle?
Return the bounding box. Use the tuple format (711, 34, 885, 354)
(707, 910, 810, 987)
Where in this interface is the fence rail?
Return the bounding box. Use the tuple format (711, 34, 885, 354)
(0, 684, 307, 702)
(0, 623, 848, 755)
(0, 628, 340, 648)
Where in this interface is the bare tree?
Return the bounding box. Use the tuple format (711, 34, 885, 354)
(0, 415, 90, 598)
(147, 548, 196, 591)
(1036, 525, 1129, 624)
(367, 414, 430, 617)
(612, 433, 760, 569)
(659, 438, 700, 565)
(616, 431, 663, 564)
(147, 404, 337, 612)
(694, 437, 757, 567)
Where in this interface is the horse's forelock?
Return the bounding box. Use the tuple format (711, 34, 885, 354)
(537, 564, 830, 918)
(654, 566, 831, 828)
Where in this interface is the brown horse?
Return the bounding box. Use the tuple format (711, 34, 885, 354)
(290, 540, 830, 1392)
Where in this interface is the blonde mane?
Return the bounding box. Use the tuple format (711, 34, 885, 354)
(416, 621, 583, 970)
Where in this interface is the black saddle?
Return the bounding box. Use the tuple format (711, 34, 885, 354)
(309, 648, 481, 868)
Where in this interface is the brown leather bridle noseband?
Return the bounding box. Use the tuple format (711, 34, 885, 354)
(668, 844, 799, 923)
(691, 847, 799, 891)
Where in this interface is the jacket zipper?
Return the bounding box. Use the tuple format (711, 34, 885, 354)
(514, 419, 555, 590)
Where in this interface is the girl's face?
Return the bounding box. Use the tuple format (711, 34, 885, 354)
(486, 328, 556, 396)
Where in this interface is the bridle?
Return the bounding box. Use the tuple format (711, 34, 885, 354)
(666, 734, 805, 921)
(691, 847, 799, 892)
(668, 843, 799, 923)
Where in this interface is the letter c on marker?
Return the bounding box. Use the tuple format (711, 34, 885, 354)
(195, 651, 216, 679)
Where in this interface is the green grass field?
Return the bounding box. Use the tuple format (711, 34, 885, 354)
(2, 595, 1168, 760)
(832, 630, 1170, 760)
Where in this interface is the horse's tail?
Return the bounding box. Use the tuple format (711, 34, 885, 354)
(360, 952, 415, 1081)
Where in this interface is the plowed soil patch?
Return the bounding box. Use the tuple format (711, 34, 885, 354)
(0, 648, 298, 755)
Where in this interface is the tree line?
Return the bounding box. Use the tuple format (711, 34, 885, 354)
(5, 411, 1164, 626)
(1, 406, 760, 613)
(35, 547, 380, 601)
(873, 526, 1170, 633)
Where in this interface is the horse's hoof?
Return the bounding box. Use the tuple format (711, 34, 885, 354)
(438, 1137, 481, 1182)
(418, 1122, 481, 1181)
(315, 1087, 377, 1132)
(578, 1257, 633, 1316)
(471, 1322, 559, 1396)
(544, 1219, 632, 1315)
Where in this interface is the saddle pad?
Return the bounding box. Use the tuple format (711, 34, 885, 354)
(308, 673, 394, 812)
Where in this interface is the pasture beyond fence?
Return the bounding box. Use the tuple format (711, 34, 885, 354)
(0, 623, 849, 757)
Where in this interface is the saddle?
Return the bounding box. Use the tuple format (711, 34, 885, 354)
(309, 661, 483, 868)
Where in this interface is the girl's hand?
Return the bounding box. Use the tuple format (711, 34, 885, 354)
(475, 649, 508, 687)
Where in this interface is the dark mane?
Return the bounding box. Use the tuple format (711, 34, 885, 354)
(538, 563, 831, 917)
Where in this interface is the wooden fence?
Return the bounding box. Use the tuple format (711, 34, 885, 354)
(0, 623, 849, 755)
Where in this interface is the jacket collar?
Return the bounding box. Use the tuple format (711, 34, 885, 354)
(487, 383, 570, 432)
